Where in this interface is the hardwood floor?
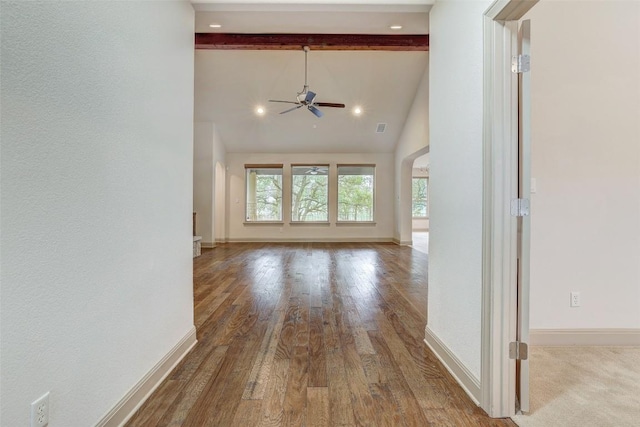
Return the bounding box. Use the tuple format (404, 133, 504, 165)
(126, 243, 515, 426)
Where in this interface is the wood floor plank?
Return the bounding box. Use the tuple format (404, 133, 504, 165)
(259, 359, 290, 427)
(282, 345, 309, 426)
(125, 242, 516, 427)
(308, 307, 327, 387)
(242, 307, 287, 399)
(158, 345, 228, 426)
(126, 379, 182, 427)
(322, 305, 357, 426)
(368, 330, 431, 427)
(306, 387, 329, 427)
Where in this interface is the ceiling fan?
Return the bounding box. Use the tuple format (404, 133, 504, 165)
(306, 166, 328, 175)
(269, 46, 346, 118)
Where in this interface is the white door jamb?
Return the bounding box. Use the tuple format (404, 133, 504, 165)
(481, 0, 537, 418)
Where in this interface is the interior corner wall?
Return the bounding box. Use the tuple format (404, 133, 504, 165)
(0, 2, 195, 426)
(393, 60, 429, 244)
(226, 152, 394, 242)
(194, 122, 226, 246)
(194, 122, 214, 244)
(427, 0, 492, 380)
(523, 1, 640, 330)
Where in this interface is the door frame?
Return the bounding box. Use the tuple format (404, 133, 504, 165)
(480, 0, 538, 418)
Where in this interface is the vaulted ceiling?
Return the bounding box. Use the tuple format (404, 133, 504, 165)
(192, 1, 430, 153)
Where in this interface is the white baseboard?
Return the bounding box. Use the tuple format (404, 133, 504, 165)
(226, 237, 395, 243)
(424, 326, 481, 405)
(201, 241, 216, 248)
(392, 238, 413, 246)
(529, 328, 640, 346)
(96, 326, 197, 427)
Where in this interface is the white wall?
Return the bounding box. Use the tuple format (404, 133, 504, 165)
(226, 152, 394, 241)
(524, 1, 640, 330)
(427, 0, 492, 380)
(0, 2, 195, 426)
(194, 122, 226, 246)
(394, 62, 430, 244)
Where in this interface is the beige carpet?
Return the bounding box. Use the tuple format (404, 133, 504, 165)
(512, 346, 640, 427)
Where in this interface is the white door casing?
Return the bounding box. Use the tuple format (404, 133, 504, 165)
(481, 0, 537, 418)
(515, 19, 532, 414)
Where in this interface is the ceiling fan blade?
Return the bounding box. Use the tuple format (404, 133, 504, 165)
(304, 91, 316, 104)
(280, 105, 303, 114)
(269, 100, 299, 104)
(308, 105, 323, 118)
(315, 102, 346, 108)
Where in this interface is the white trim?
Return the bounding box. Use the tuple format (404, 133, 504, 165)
(392, 238, 413, 246)
(96, 327, 197, 427)
(226, 237, 394, 243)
(481, 0, 538, 419)
(424, 327, 481, 404)
(529, 329, 640, 347)
(201, 241, 216, 248)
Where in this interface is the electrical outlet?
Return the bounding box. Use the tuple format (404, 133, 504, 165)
(570, 291, 581, 307)
(31, 392, 50, 427)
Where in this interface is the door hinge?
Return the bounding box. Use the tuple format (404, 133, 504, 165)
(511, 198, 530, 217)
(509, 341, 529, 360)
(512, 54, 531, 73)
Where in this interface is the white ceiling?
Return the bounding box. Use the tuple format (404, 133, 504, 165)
(192, 2, 430, 153)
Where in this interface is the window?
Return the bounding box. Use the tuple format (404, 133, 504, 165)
(337, 165, 375, 222)
(291, 166, 329, 222)
(412, 177, 429, 218)
(245, 165, 283, 222)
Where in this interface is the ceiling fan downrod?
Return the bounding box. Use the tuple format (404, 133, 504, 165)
(298, 46, 310, 98)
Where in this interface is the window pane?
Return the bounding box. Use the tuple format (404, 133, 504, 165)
(291, 166, 329, 222)
(412, 177, 428, 217)
(246, 167, 283, 221)
(337, 166, 375, 222)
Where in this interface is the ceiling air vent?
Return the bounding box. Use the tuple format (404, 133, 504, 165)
(376, 123, 387, 133)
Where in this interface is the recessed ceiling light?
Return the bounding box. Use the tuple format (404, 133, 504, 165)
(256, 106, 265, 116)
(389, 25, 403, 30)
(209, 24, 222, 28)
(353, 106, 363, 116)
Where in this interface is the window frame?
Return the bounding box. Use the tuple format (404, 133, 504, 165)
(336, 164, 376, 223)
(290, 164, 330, 223)
(244, 164, 284, 223)
(411, 176, 429, 219)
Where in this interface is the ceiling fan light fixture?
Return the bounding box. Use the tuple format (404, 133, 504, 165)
(353, 106, 363, 116)
(255, 106, 265, 116)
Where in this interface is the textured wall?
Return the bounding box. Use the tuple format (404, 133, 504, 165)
(0, 2, 195, 425)
(524, 1, 640, 329)
(427, 0, 492, 380)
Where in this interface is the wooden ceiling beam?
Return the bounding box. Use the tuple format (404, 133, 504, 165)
(195, 33, 429, 51)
